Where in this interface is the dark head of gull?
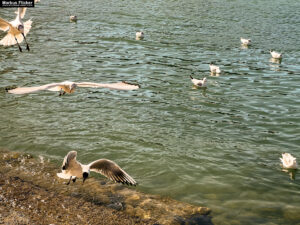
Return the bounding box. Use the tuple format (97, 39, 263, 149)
(83, 172, 89, 183)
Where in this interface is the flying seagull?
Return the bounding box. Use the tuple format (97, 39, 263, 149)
(0, 7, 32, 52)
(57, 151, 137, 185)
(7, 80, 140, 95)
(190, 75, 207, 87)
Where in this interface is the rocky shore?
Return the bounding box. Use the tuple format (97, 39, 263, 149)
(0, 150, 212, 225)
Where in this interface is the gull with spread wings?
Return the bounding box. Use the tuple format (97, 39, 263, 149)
(8, 80, 140, 95)
(0, 8, 32, 52)
(57, 151, 137, 186)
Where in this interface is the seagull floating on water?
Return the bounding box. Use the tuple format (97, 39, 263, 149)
(7, 80, 140, 95)
(190, 76, 207, 87)
(0, 7, 32, 52)
(270, 50, 282, 59)
(70, 15, 77, 22)
(280, 153, 298, 169)
(57, 151, 137, 185)
(209, 63, 221, 74)
(240, 37, 251, 46)
(136, 31, 144, 40)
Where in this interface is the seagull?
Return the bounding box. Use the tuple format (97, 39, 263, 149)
(280, 153, 298, 169)
(0, 7, 32, 52)
(136, 31, 144, 40)
(190, 76, 207, 87)
(57, 151, 137, 185)
(7, 80, 140, 95)
(270, 50, 282, 59)
(209, 63, 221, 74)
(240, 37, 251, 46)
(70, 15, 77, 22)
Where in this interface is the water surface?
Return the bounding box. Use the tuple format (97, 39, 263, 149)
(1, 0, 300, 224)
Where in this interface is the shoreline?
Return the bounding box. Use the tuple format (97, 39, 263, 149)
(0, 150, 212, 225)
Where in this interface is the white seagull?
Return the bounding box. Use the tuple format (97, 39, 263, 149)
(0, 7, 32, 52)
(280, 153, 298, 169)
(136, 31, 144, 40)
(7, 80, 140, 95)
(57, 151, 137, 185)
(240, 37, 251, 46)
(270, 50, 282, 59)
(190, 76, 207, 87)
(70, 15, 77, 22)
(209, 63, 221, 74)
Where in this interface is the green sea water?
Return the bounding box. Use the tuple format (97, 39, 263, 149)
(0, 0, 300, 224)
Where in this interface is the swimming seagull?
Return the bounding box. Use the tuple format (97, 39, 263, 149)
(270, 50, 282, 59)
(0, 7, 32, 52)
(7, 80, 140, 95)
(280, 153, 298, 169)
(240, 37, 251, 46)
(190, 75, 207, 87)
(57, 151, 137, 185)
(70, 16, 77, 22)
(136, 31, 144, 40)
(209, 63, 221, 74)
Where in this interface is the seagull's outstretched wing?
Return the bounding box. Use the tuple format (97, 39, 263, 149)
(24, 19, 32, 36)
(0, 18, 10, 32)
(77, 81, 140, 91)
(19, 8, 27, 19)
(89, 159, 137, 185)
(8, 82, 63, 94)
(62, 151, 77, 170)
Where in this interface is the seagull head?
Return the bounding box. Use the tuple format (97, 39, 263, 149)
(70, 83, 77, 91)
(82, 172, 89, 183)
(17, 24, 24, 33)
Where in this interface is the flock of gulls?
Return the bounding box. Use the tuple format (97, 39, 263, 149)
(1, 3, 297, 185)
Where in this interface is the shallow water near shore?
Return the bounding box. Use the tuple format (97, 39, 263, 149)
(1, 0, 300, 224)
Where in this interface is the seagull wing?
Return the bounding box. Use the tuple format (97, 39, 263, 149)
(0, 18, 11, 32)
(62, 151, 77, 170)
(89, 159, 137, 185)
(76, 81, 140, 91)
(19, 8, 27, 19)
(8, 82, 63, 94)
(23, 19, 32, 36)
(0, 33, 17, 46)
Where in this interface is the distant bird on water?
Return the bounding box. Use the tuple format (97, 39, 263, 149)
(270, 50, 282, 59)
(280, 153, 298, 169)
(190, 76, 207, 87)
(136, 31, 144, 40)
(209, 63, 221, 74)
(240, 37, 251, 46)
(69, 15, 77, 22)
(7, 80, 140, 95)
(0, 7, 32, 52)
(57, 151, 137, 185)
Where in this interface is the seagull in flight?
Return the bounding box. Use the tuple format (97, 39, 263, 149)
(0, 8, 32, 52)
(7, 80, 140, 95)
(57, 151, 137, 185)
